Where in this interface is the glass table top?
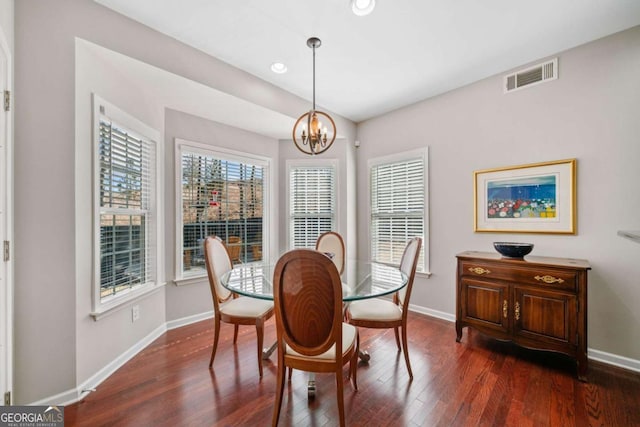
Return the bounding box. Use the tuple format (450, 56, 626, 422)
(220, 259, 408, 301)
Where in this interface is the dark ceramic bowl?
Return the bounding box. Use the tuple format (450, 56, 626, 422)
(493, 242, 534, 258)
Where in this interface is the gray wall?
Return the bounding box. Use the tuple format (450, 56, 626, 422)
(277, 137, 357, 261)
(356, 26, 640, 362)
(163, 109, 280, 322)
(13, 0, 639, 405)
(14, 0, 354, 404)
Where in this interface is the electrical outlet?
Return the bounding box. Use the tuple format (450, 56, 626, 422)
(132, 305, 140, 322)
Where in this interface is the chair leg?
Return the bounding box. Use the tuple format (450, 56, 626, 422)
(233, 324, 239, 344)
(287, 367, 292, 382)
(394, 326, 401, 351)
(256, 319, 264, 377)
(272, 346, 286, 427)
(351, 332, 359, 390)
(335, 369, 346, 427)
(209, 315, 221, 367)
(400, 324, 413, 380)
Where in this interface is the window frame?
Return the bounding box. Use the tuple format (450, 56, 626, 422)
(368, 148, 430, 274)
(286, 159, 339, 250)
(92, 95, 164, 316)
(174, 139, 273, 283)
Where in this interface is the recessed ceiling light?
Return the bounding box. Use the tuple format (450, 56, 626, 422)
(270, 62, 288, 74)
(351, 0, 375, 16)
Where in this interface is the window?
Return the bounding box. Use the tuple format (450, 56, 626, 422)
(288, 161, 337, 249)
(177, 140, 270, 279)
(93, 95, 162, 314)
(369, 148, 429, 273)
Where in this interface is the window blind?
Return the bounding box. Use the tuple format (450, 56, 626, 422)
(99, 119, 155, 299)
(181, 150, 265, 274)
(371, 158, 425, 270)
(289, 166, 335, 249)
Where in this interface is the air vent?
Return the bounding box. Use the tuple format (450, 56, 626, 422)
(504, 58, 558, 93)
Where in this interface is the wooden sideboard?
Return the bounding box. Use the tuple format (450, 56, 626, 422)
(455, 251, 590, 381)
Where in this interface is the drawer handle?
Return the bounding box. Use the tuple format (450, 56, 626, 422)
(503, 300, 508, 318)
(515, 302, 520, 320)
(534, 275, 565, 284)
(469, 267, 491, 275)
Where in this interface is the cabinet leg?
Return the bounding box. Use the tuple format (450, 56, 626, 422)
(455, 321, 463, 343)
(577, 353, 588, 382)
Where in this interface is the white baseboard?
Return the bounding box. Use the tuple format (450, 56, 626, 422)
(31, 307, 640, 406)
(409, 303, 455, 322)
(30, 323, 167, 406)
(588, 348, 640, 373)
(166, 310, 213, 331)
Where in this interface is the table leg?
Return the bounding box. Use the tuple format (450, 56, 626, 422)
(307, 373, 316, 398)
(262, 341, 277, 360)
(261, 340, 316, 398)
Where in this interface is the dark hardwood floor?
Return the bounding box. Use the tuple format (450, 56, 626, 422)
(65, 313, 640, 426)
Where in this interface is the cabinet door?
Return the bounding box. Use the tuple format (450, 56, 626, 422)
(513, 286, 577, 346)
(460, 278, 510, 335)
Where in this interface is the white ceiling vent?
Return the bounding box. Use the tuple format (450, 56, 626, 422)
(504, 58, 558, 93)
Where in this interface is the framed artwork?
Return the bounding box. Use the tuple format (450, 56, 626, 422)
(474, 159, 576, 234)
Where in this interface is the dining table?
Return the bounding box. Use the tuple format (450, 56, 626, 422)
(220, 257, 408, 396)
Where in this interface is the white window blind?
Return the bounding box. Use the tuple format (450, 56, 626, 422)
(99, 118, 156, 299)
(370, 157, 426, 271)
(180, 148, 265, 276)
(289, 166, 336, 249)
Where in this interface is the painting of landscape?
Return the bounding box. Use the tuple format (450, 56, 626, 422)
(475, 159, 575, 233)
(486, 175, 557, 219)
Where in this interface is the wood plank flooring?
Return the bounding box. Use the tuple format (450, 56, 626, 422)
(65, 313, 640, 426)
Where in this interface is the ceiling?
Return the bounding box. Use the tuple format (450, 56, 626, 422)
(95, 0, 640, 123)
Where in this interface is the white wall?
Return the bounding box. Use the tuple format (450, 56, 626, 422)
(0, 1, 13, 53)
(356, 26, 640, 364)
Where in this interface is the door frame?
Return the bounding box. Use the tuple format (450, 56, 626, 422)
(0, 21, 13, 405)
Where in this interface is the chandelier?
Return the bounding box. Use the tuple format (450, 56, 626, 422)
(292, 37, 336, 155)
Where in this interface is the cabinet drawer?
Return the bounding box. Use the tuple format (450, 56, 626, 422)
(461, 261, 577, 291)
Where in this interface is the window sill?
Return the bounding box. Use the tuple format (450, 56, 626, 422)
(90, 282, 166, 321)
(173, 274, 208, 287)
(416, 271, 432, 278)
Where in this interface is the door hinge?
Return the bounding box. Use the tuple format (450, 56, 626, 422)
(4, 391, 10, 405)
(3, 240, 9, 262)
(3, 90, 9, 112)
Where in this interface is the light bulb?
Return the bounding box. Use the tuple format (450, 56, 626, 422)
(352, 0, 375, 16)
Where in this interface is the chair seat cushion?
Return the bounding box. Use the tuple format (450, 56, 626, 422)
(220, 296, 273, 318)
(348, 298, 402, 321)
(286, 323, 356, 360)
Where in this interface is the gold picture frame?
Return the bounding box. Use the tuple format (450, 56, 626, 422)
(474, 159, 576, 234)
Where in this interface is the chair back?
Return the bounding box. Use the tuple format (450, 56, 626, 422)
(204, 236, 233, 309)
(273, 249, 343, 357)
(227, 236, 242, 263)
(397, 237, 422, 307)
(315, 231, 345, 274)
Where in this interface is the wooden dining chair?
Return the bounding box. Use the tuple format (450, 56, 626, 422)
(203, 236, 274, 377)
(346, 237, 422, 380)
(315, 231, 345, 274)
(226, 235, 243, 263)
(272, 249, 358, 427)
